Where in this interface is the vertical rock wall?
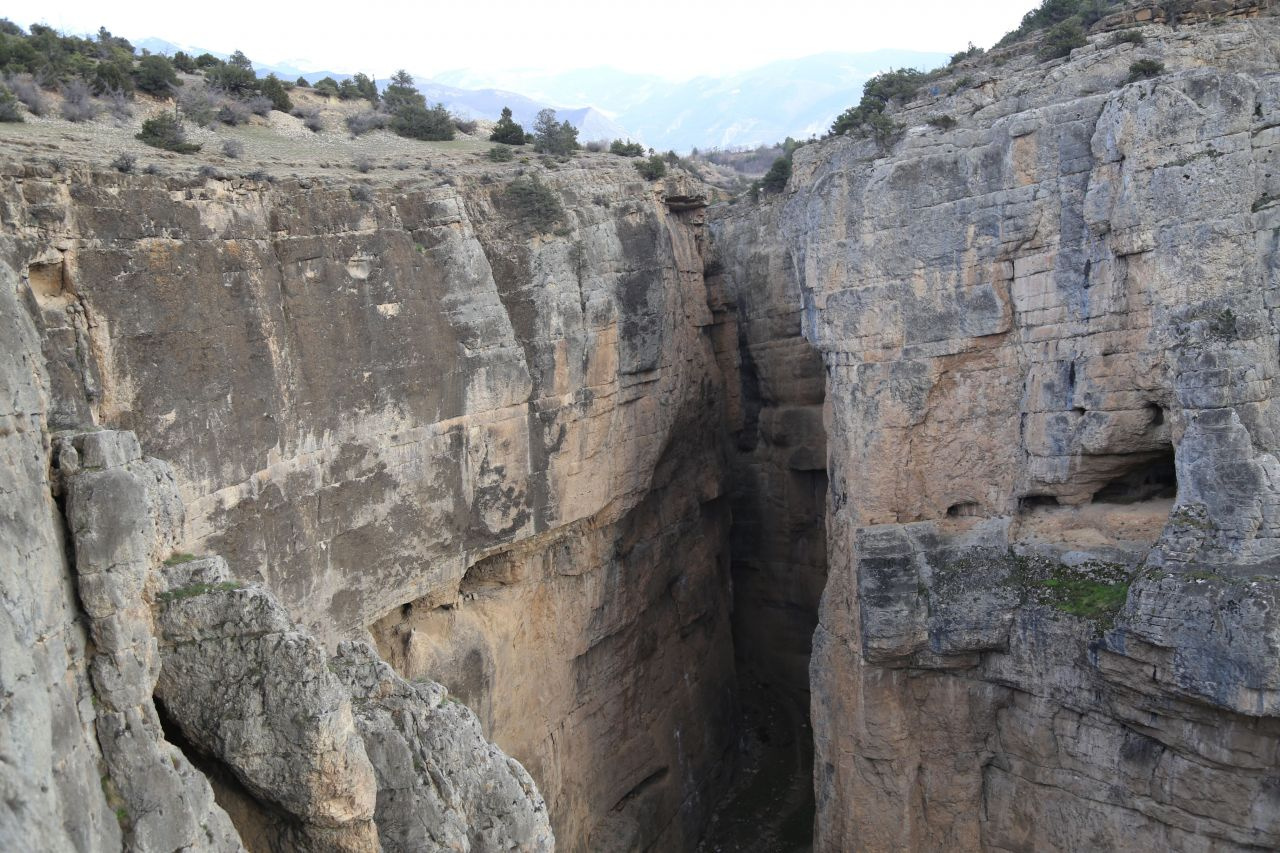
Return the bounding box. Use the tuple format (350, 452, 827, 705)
(1, 158, 738, 851)
(696, 201, 828, 850)
(754, 13, 1280, 851)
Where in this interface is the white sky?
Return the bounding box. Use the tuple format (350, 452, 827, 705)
(6, 0, 1038, 80)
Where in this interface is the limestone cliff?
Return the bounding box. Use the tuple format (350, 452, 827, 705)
(5, 5, 1280, 852)
(719, 7, 1280, 851)
(1, 150, 735, 851)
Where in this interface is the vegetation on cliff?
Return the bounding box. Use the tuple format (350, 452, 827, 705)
(829, 0, 1130, 140)
(136, 111, 200, 152)
(997, 0, 1124, 47)
(532, 107, 580, 155)
(502, 175, 565, 231)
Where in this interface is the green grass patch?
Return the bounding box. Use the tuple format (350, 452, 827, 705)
(1036, 576, 1129, 620)
(162, 552, 198, 566)
(158, 581, 243, 603)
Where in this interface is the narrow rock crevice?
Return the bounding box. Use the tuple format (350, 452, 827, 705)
(698, 225, 829, 852)
(153, 697, 293, 853)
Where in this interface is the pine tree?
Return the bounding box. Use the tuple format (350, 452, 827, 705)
(134, 54, 179, 96)
(351, 72, 378, 105)
(532, 108, 579, 156)
(206, 49, 257, 96)
(489, 106, 526, 145)
(382, 69, 424, 113)
(259, 73, 292, 112)
(760, 156, 791, 192)
(391, 102, 455, 141)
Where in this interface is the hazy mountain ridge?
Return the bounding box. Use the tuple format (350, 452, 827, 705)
(135, 37, 947, 150)
(439, 50, 950, 150)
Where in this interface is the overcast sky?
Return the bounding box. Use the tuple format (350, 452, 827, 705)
(8, 0, 1038, 80)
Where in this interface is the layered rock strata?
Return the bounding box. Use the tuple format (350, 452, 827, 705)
(2, 155, 737, 850)
(740, 11, 1280, 851)
(7, 7, 1280, 852)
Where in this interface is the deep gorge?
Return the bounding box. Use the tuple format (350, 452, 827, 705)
(4, 5, 1280, 852)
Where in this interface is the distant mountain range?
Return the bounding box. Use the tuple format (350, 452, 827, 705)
(135, 38, 948, 152)
(435, 51, 950, 151)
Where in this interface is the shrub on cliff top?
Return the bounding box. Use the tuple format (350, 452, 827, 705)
(7, 74, 47, 115)
(503, 175, 564, 232)
(1039, 19, 1087, 59)
(258, 73, 292, 112)
(760, 156, 791, 193)
(134, 54, 179, 96)
(137, 111, 201, 153)
(609, 139, 644, 157)
(346, 109, 387, 136)
(0, 84, 21, 121)
(532, 108, 579, 156)
(830, 67, 930, 139)
(634, 154, 666, 180)
(391, 102, 455, 141)
(997, 0, 1119, 48)
(204, 50, 257, 96)
(60, 80, 98, 122)
(381, 69, 422, 113)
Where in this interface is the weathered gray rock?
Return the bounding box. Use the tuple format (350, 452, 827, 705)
(331, 642, 553, 853)
(44, 424, 558, 853)
(154, 555, 380, 851)
(0, 260, 124, 852)
(58, 429, 243, 852)
(715, 7, 1280, 851)
(2, 148, 737, 851)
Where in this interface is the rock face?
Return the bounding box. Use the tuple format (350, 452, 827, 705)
(6, 7, 1280, 852)
(32, 426, 555, 853)
(731, 10, 1280, 851)
(58, 430, 244, 853)
(696, 200, 829, 850)
(2, 152, 736, 851)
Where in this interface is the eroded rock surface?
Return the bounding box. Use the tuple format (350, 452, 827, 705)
(6, 7, 1280, 853)
(27, 425, 555, 853)
(2, 150, 736, 851)
(730, 10, 1280, 851)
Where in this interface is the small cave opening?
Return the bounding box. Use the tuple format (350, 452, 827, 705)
(947, 501, 982, 518)
(27, 259, 68, 306)
(1091, 449, 1177, 504)
(1019, 494, 1061, 511)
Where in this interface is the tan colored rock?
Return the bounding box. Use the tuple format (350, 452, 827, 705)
(2, 147, 737, 849)
(730, 11, 1280, 852)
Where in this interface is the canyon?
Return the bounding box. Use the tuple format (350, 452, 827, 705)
(3, 3, 1280, 851)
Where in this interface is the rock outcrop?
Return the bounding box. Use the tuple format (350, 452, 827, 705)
(721, 9, 1280, 851)
(37, 426, 555, 853)
(2, 149, 736, 851)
